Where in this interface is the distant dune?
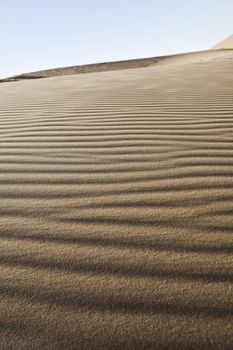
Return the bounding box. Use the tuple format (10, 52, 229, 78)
(0, 37, 233, 349)
(0, 49, 229, 83)
(0, 55, 166, 82)
(211, 34, 233, 49)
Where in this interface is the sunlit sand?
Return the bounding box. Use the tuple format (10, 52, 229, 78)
(0, 36, 233, 349)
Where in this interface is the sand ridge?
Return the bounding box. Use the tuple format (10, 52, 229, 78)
(0, 49, 229, 83)
(0, 49, 233, 349)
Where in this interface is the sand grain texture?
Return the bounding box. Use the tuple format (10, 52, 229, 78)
(0, 49, 233, 349)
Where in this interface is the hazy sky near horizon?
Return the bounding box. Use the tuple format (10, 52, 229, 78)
(1, 0, 233, 78)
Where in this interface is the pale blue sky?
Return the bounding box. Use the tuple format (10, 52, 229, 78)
(1, 0, 232, 78)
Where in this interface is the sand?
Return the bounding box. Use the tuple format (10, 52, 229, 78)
(211, 34, 233, 50)
(0, 48, 233, 349)
(0, 49, 227, 83)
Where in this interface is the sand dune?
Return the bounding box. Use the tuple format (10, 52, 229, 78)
(0, 49, 228, 83)
(211, 34, 233, 50)
(0, 47, 233, 349)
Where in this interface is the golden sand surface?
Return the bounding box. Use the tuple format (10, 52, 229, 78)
(0, 49, 233, 349)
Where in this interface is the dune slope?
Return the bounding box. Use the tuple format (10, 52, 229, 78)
(0, 49, 233, 349)
(0, 49, 226, 82)
(211, 34, 233, 49)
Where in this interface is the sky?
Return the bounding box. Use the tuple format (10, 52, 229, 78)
(0, 0, 233, 78)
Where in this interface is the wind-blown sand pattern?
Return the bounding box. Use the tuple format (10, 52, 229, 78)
(0, 48, 233, 349)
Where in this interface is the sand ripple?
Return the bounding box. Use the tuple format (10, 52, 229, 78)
(0, 50, 233, 349)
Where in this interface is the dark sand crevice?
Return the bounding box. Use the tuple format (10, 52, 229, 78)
(1, 228, 233, 255)
(0, 282, 232, 319)
(0, 253, 233, 284)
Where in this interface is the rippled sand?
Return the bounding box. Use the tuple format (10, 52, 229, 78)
(0, 49, 233, 349)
